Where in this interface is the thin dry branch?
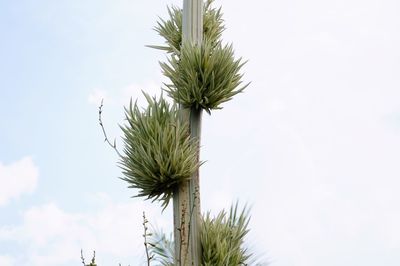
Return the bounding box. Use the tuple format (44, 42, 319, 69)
(143, 212, 154, 266)
(98, 99, 122, 157)
(80, 249, 86, 265)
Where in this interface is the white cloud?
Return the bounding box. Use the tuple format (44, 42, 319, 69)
(0, 195, 171, 266)
(0, 255, 14, 266)
(267, 98, 287, 113)
(0, 157, 39, 206)
(88, 76, 165, 107)
(119, 80, 166, 107)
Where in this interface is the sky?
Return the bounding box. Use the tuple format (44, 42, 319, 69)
(1, 0, 400, 265)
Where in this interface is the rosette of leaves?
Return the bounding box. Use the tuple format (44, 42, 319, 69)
(120, 93, 198, 208)
(161, 40, 248, 112)
(201, 203, 252, 265)
(149, 0, 224, 55)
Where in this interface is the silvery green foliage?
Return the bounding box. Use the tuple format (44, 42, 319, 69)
(149, 0, 224, 55)
(151, 0, 247, 112)
(161, 41, 248, 112)
(201, 204, 251, 265)
(149, 229, 175, 266)
(148, 204, 254, 266)
(119, 93, 198, 209)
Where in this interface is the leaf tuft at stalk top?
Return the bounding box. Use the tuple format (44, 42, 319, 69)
(149, 0, 224, 55)
(119, 93, 199, 209)
(161, 41, 249, 112)
(150, 0, 248, 112)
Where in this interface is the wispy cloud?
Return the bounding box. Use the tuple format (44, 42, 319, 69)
(87, 89, 110, 106)
(0, 195, 171, 266)
(382, 111, 400, 133)
(0, 157, 38, 206)
(0, 255, 14, 266)
(87, 76, 167, 109)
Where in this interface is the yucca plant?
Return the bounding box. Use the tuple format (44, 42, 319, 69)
(126, 0, 250, 263)
(119, 93, 199, 209)
(97, 0, 257, 265)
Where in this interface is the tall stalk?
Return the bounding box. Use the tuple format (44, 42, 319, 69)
(173, 1, 203, 265)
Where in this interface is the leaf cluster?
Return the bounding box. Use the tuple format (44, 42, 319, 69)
(150, 0, 224, 55)
(201, 204, 251, 265)
(161, 41, 248, 112)
(120, 94, 199, 208)
(151, 0, 246, 112)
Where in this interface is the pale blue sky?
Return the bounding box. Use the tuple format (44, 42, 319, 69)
(1, 0, 400, 265)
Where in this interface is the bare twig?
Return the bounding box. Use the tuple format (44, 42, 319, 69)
(80, 249, 86, 265)
(80, 250, 97, 266)
(98, 99, 122, 157)
(143, 211, 154, 266)
(90, 251, 96, 265)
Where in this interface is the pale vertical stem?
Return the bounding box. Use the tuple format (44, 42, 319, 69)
(188, 107, 202, 265)
(173, 0, 203, 265)
(173, 109, 191, 266)
(173, 172, 190, 265)
(182, 0, 203, 45)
